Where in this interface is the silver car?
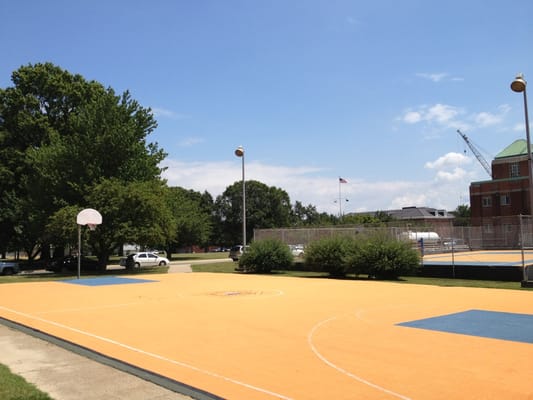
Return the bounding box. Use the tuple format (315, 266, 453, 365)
(120, 252, 169, 268)
(229, 245, 248, 261)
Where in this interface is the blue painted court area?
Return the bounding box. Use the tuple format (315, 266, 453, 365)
(62, 277, 158, 286)
(398, 309, 533, 344)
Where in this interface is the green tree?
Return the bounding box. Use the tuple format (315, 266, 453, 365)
(0, 63, 166, 261)
(46, 180, 174, 268)
(214, 180, 292, 245)
(304, 235, 353, 277)
(452, 204, 471, 226)
(346, 232, 420, 279)
(88, 179, 174, 267)
(164, 187, 213, 256)
(238, 239, 292, 273)
(291, 201, 322, 226)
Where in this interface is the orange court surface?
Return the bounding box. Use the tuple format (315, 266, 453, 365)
(1, 272, 533, 400)
(423, 249, 533, 266)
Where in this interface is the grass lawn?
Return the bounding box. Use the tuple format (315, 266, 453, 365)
(191, 262, 531, 290)
(2, 252, 531, 290)
(0, 363, 53, 400)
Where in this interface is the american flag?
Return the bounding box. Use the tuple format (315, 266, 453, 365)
(339, 177, 347, 183)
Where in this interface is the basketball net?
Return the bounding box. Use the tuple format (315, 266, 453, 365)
(87, 224, 97, 231)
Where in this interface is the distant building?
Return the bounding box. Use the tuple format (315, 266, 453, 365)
(354, 206, 454, 230)
(470, 139, 531, 226)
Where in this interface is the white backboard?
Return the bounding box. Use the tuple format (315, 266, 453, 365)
(76, 208, 102, 226)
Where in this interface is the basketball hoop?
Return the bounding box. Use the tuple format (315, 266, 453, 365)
(76, 208, 102, 279)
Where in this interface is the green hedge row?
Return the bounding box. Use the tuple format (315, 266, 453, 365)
(305, 233, 420, 279)
(238, 234, 420, 279)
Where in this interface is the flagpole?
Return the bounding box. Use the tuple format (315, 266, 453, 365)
(338, 177, 342, 218)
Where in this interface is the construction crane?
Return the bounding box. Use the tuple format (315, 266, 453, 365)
(457, 129, 493, 178)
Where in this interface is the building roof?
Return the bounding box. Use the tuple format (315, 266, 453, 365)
(385, 206, 453, 220)
(353, 206, 453, 220)
(495, 139, 531, 159)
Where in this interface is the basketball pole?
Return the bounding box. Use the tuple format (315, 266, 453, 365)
(520, 214, 526, 282)
(77, 224, 81, 279)
(76, 208, 102, 279)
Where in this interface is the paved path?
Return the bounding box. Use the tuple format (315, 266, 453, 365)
(0, 322, 193, 400)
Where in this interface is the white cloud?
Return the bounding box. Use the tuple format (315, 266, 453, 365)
(403, 111, 422, 124)
(416, 72, 448, 82)
(400, 104, 462, 128)
(161, 155, 475, 214)
(426, 104, 460, 124)
(425, 152, 471, 169)
(498, 104, 511, 114)
(513, 122, 532, 132)
(177, 137, 205, 147)
(435, 167, 468, 182)
(473, 111, 502, 126)
(399, 103, 512, 132)
(152, 107, 188, 119)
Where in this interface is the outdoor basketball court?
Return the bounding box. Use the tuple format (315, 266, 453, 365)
(1, 271, 532, 399)
(423, 249, 533, 266)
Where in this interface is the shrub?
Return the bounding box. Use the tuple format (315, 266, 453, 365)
(304, 236, 353, 277)
(347, 232, 420, 279)
(238, 239, 292, 273)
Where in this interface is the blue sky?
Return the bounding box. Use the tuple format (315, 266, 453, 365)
(2, 0, 532, 214)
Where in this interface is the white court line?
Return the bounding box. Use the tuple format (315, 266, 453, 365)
(307, 315, 412, 400)
(0, 305, 293, 400)
(37, 302, 142, 315)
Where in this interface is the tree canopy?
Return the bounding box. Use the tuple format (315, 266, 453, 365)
(0, 63, 166, 261)
(214, 180, 293, 245)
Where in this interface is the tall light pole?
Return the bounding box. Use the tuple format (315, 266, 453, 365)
(511, 74, 533, 216)
(235, 146, 246, 248)
(511, 74, 533, 284)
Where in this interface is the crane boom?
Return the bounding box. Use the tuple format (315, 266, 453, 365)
(457, 129, 492, 178)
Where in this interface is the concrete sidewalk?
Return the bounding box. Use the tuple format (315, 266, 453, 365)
(0, 323, 193, 400)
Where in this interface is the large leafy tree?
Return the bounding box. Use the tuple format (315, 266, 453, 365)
(0, 62, 166, 261)
(46, 179, 175, 268)
(452, 204, 471, 226)
(164, 187, 213, 256)
(291, 201, 321, 226)
(214, 180, 292, 245)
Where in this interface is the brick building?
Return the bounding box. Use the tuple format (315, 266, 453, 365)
(470, 139, 532, 226)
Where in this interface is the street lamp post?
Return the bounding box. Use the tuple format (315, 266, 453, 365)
(235, 146, 246, 249)
(511, 74, 533, 216)
(511, 74, 532, 284)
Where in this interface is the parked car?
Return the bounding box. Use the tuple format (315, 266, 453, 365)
(0, 261, 20, 275)
(119, 252, 170, 268)
(46, 256, 100, 273)
(213, 247, 230, 252)
(443, 238, 470, 250)
(229, 245, 249, 261)
(289, 244, 305, 257)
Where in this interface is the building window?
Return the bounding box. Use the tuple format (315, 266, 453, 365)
(482, 196, 492, 207)
(500, 194, 511, 206)
(510, 163, 520, 177)
(484, 224, 493, 233)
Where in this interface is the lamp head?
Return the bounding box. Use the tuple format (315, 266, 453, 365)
(235, 146, 244, 157)
(511, 74, 527, 93)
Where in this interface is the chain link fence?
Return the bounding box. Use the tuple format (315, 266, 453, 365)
(254, 216, 533, 252)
